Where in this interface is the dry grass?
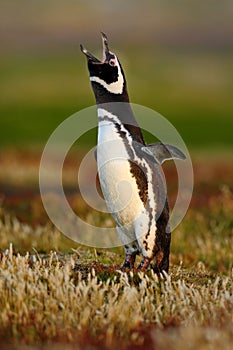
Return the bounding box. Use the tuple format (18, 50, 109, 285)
(0, 186, 233, 349)
(0, 244, 232, 349)
(0, 152, 232, 349)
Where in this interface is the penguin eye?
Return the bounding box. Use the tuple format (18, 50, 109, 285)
(109, 59, 115, 67)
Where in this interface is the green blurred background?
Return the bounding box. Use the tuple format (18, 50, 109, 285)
(0, 0, 232, 152)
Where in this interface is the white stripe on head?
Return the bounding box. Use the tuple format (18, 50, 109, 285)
(90, 58, 124, 94)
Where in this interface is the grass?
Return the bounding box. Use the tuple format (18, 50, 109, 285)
(0, 245, 232, 349)
(0, 153, 232, 349)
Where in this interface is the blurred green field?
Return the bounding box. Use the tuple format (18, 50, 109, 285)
(0, 49, 232, 151)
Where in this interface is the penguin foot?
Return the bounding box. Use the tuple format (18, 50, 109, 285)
(121, 254, 136, 270)
(136, 257, 151, 271)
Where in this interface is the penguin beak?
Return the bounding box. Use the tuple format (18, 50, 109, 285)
(80, 32, 110, 64)
(80, 44, 100, 63)
(101, 32, 110, 62)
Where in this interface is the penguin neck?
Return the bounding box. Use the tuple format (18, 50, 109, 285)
(92, 81, 130, 104)
(92, 83, 144, 145)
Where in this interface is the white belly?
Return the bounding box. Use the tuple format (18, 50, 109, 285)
(97, 110, 144, 230)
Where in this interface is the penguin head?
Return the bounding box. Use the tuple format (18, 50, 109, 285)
(81, 33, 128, 100)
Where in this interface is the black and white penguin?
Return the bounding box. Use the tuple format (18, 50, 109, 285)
(81, 33, 185, 273)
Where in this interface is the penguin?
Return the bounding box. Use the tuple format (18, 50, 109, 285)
(80, 33, 186, 273)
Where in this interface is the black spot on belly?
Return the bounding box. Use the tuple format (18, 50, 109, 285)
(129, 160, 148, 206)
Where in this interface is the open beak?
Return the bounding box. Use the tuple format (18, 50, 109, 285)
(80, 44, 100, 63)
(80, 32, 110, 63)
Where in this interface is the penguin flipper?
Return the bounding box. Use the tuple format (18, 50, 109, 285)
(142, 142, 186, 164)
